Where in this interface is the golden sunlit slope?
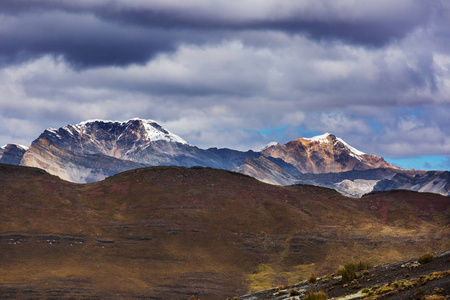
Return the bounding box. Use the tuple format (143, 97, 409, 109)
(0, 164, 449, 299)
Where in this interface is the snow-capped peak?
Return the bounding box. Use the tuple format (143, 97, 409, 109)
(304, 132, 333, 143)
(15, 144, 29, 150)
(304, 133, 365, 156)
(1, 144, 29, 150)
(261, 141, 278, 151)
(75, 118, 188, 144)
(140, 119, 188, 144)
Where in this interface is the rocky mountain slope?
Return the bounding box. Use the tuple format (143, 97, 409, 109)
(373, 171, 450, 196)
(261, 133, 398, 174)
(1, 164, 449, 299)
(21, 137, 148, 183)
(235, 156, 298, 186)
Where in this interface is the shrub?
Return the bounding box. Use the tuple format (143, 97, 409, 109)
(418, 252, 435, 264)
(309, 274, 317, 284)
(290, 288, 301, 296)
(303, 291, 328, 300)
(337, 261, 372, 284)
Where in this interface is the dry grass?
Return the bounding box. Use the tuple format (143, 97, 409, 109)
(303, 290, 328, 300)
(1, 164, 449, 298)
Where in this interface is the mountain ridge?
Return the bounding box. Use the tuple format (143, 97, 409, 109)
(1, 118, 448, 196)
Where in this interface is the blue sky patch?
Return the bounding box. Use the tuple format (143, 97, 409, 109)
(385, 155, 450, 171)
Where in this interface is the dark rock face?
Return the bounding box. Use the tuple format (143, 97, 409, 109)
(0, 144, 27, 165)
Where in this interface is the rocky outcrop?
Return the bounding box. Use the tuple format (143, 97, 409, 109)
(0, 144, 27, 165)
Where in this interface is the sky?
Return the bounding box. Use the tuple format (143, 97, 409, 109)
(0, 0, 449, 171)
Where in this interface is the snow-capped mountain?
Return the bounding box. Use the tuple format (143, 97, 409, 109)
(261, 133, 398, 174)
(41, 118, 187, 160)
(20, 118, 259, 182)
(2, 119, 448, 197)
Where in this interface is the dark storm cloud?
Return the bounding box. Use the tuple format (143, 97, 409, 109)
(0, 0, 439, 68)
(0, 11, 217, 68)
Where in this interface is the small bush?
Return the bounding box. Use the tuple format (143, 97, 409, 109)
(337, 261, 372, 284)
(309, 274, 317, 284)
(290, 288, 301, 296)
(303, 291, 328, 300)
(418, 252, 435, 264)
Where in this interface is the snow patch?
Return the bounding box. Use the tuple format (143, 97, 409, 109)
(47, 128, 62, 139)
(16, 144, 29, 150)
(336, 137, 365, 156)
(1, 144, 28, 150)
(304, 133, 365, 157)
(304, 132, 332, 143)
(261, 141, 278, 151)
(76, 118, 188, 144)
(142, 121, 188, 144)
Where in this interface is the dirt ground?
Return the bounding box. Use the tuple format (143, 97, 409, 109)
(238, 250, 450, 300)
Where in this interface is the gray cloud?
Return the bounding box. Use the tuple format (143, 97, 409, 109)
(0, 0, 442, 68)
(0, 0, 449, 169)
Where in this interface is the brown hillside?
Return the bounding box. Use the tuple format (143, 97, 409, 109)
(0, 164, 449, 299)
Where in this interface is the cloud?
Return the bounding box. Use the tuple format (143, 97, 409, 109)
(0, 0, 449, 170)
(0, 0, 443, 68)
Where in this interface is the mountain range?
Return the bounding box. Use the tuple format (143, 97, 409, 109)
(0, 118, 448, 197)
